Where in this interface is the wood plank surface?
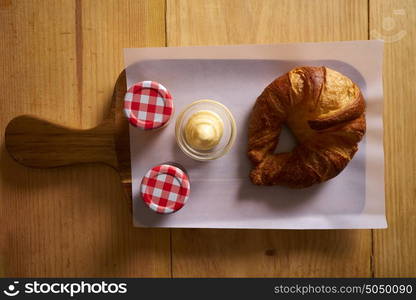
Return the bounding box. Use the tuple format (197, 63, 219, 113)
(370, 0, 416, 277)
(167, 0, 372, 277)
(1, 0, 415, 278)
(0, 0, 170, 277)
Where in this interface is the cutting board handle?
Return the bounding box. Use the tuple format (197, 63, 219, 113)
(5, 115, 117, 168)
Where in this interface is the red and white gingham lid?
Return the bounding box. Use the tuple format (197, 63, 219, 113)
(124, 81, 173, 130)
(140, 164, 190, 214)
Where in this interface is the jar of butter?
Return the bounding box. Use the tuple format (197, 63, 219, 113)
(175, 99, 237, 161)
(140, 162, 190, 214)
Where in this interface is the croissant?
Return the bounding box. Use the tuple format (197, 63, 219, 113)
(248, 66, 366, 188)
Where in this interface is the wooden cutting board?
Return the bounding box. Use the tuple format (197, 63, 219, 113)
(5, 70, 133, 200)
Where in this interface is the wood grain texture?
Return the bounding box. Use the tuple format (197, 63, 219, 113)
(167, 0, 372, 277)
(370, 0, 416, 277)
(5, 116, 117, 168)
(167, 0, 367, 46)
(0, 0, 170, 277)
(81, 0, 166, 127)
(4, 70, 131, 194)
(1, 0, 415, 278)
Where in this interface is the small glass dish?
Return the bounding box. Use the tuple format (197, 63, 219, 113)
(175, 99, 237, 161)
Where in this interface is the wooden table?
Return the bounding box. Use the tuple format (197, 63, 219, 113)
(0, 0, 415, 277)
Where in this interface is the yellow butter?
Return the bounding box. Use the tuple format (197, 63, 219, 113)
(184, 110, 224, 151)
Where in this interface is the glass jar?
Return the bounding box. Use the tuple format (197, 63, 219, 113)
(175, 99, 237, 161)
(140, 162, 190, 214)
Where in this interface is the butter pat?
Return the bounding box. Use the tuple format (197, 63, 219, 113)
(184, 110, 224, 150)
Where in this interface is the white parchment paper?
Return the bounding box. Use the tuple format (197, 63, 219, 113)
(124, 41, 386, 229)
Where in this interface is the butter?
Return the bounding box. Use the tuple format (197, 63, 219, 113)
(184, 110, 224, 150)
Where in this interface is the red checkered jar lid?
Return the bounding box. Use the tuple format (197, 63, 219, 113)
(140, 164, 190, 214)
(124, 81, 173, 130)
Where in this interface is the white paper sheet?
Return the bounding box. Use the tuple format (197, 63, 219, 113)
(124, 41, 386, 229)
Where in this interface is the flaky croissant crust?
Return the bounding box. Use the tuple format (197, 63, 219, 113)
(248, 66, 366, 188)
